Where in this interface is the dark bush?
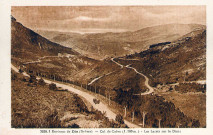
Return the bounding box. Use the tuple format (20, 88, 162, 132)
(49, 83, 57, 90)
(11, 73, 17, 80)
(29, 74, 37, 83)
(93, 110, 105, 121)
(22, 76, 28, 82)
(45, 110, 62, 128)
(191, 119, 200, 128)
(19, 68, 24, 73)
(27, 75, 37, 86)
(38, 78, 46, 86)
(93, 98, 100, 104)
(115, 114, 124, 124)
(68, 123, 80, 128)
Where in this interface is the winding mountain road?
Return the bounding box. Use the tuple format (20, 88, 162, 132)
(88, 76, 103, 85)
(169, 80, 206, 86)
(111, 58, 124, 68)
(23, 56, 59, 65)
(88, 72, 114, 85)
(11, 64, 140, 128)
(111, 58, 154, 95)
(118, 58, 140, 61)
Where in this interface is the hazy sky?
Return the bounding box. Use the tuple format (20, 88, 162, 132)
(12, 6, 206, 33)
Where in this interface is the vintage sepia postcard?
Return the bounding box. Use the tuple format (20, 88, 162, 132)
(0, 0, 213, 135)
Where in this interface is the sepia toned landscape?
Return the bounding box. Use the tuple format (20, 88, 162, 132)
(11, 6, 206, 128)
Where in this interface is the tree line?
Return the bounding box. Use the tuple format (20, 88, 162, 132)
(114, 88, 201, 128)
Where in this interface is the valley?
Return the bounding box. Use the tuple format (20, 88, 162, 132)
(36, 24, 205, 60)
(11, 15, 206, 128)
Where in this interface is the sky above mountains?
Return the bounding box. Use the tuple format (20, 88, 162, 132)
(12, 6, 206, 34)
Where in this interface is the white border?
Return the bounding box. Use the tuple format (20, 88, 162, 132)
(0, 0, 213, 135)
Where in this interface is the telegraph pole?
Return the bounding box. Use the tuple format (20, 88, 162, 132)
(108, 93, 111, 105)
(132, 111, 134, 122)
(86, 82, 87, 90)
(124, 106, 127, 118)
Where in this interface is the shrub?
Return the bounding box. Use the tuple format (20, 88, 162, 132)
(27, 75, 37, 86)
(93, 110, 105, 120)
(11, 73, 17, 80)
(191, 119, 200, 128)
(29, 74, 37, 83)
(38, 78, 46, 86)
(115, 114, 124, 124)
(19, 68, 24, 73)
(120, 123, 128, 128)
(93, 98, 100, 104)
(22, 77, 28, 82)
(45, 110, 62, 128)
(68, 123, 80, 128)
(49, 83, 57, 90)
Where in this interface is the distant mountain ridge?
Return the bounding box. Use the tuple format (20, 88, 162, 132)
(36, 23, 205, 60)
